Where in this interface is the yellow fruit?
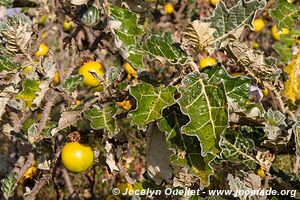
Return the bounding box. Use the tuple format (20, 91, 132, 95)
(210, 0, 220, 6)
(262, 88, 269, 96)
(106, 195, 121, 200)
(164, 3, 174, 14)
(34, 43, 49, 57)
(38, 15, 47, 25)
(271, 26, 289, 40)
(75, 99, 81, 106)
(124, 63, 137, 79)
(61, 142, 94, 173)
(252, 19, 265, 32)
(53, 71, 60, 85)
(199, 57, 216, 69)
(117, 183, 133, 196)
(116, 100, 132, 111)
(63, 20, 74, 32)
(78, 61, 105, 87)
(41, 32, 47, 39)
(19, 166, 38, 184)
(281, 28, 289, 35)
(256, 166, 266, 178)
(22, 65, 34, 74)
(251, 41, 260, 49)
(287, 0, 295, 3)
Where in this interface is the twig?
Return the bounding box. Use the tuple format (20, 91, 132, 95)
(62, 168, 75, 195)
(24, 146, 62, 200)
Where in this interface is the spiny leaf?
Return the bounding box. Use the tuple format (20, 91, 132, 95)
(221, 130, 256, 169)
(16, 79, 40, 108)
(205, 0, 266, 45)
(109, 6, 144, 69)
(203, 63, 251, 107)
(284, 48, 300, 104)
(221, 38, 281, 86)
(177, 71, 228, 156)
(263, 109, 287, 140)
(128, 82, 176, 130)
(1, 174, 16, 199)
(142, 32, 188, 65)
(0, 55, 19, 73)
(84, 103, 119, 138)
(270, 0, 299, 29)
(63, 75, 84, 92)
(158, 106, 215, 189)
(0, 14, 32, 53)
(182, 21, 216, 53)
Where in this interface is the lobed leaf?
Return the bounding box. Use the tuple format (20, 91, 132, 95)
(129, 82, 176, 130)
(84, 103, 119, 138)
(205, 0, 266, 45)
(63, 75, 84, 93)
(16, 79, 40, 108)
(177, 71, 228, 156)
(109, 6, 144, 69)
(142, 32, 188, 65)
(221, 130, 256, 169)
(0, 55, 19, 73)
(270, 0, 299, 29)
(158, 107, 215, 189)
(203, 63, 251, 107)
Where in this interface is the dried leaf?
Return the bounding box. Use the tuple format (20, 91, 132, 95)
(105, 142, 119, 172)
(0, 14, 32, 52)
(51, 111, 81, 136)
(182, 21, 216, 53)
(146, 123, 172, 185)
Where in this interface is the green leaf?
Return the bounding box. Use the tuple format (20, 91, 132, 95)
(273, 29, 300, 63)
(0, 55, 19, 73)
(272, 154, 296, 177)
(263, 109, 287, 140)
(177, 71, 228, 156)
(16, 79, 40, 108)
(84, 103, 119, 138)
(1, 174, 16, 199)
(128, 82, 176, 130)
(270, 0, 299, 29)
(142, 32, 188, 65)
(63, 75, 84, 92)
(203, 63, 251, 107)
(0, 0, 13, 7)
(158, 106, 215, 189)
(220, 130, 256, 169)
(110, 6, 144, 69)
(206, 0, 266, 44)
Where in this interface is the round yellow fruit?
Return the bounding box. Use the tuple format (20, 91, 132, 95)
(61, 142, 94, 173)
(117, 183, 133, 196)
(63, 20, 73, 32)
(287, 0, 295, 3)
(78, 61, 105, 87)
(210, 0, 220, 6)
(252, 19, 265, 32)
(35, 43, 49, 57)
(262, 88, 269, 96)
(199, 57, 216, 69)
(164, 3, 174, 14)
